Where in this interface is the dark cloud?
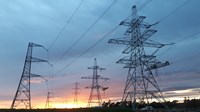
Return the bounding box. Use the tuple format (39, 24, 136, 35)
(1, 0, 200, 108)
(163, 86, 195, 92)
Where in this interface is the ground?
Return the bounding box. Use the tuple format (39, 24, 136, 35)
(0, 108, 132, 112)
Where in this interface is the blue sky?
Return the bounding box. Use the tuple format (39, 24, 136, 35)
(0, 0, 200, 108)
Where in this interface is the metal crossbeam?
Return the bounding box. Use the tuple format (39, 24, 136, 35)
(11, 42, 48, 109)
(81, 58, 109, 107)
(108, 5, 171, 111)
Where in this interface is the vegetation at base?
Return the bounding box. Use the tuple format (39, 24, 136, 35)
(0, 108, 132, 112)
(101, 98, 200, 112)
(1, 99, 200, 112)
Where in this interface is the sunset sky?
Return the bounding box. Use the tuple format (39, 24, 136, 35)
(0, 0, 200, 109)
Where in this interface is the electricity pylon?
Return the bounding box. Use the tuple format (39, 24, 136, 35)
(81, 58, 109, 107)
(108, 5, 170, 111)
(11, 42, 48, 109)
(45, 92, 54, 108)
(73, 82, 80, 108)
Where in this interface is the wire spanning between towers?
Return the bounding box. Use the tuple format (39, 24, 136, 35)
(53, 0, 118, 66)
(48, 0, 85, 50)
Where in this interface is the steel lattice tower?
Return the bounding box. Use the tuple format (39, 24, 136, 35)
(45, 92, 53, 108)
(73, 82, 80, 108)
(82, 58, 109, 107)
(108, 5, 170, 110)
(11, 42, 48, 109)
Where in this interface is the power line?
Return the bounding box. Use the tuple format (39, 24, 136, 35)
(11, 42, 49, 109)
(53, 0, 152, 74)
(108, 5, 170, 110)
(53, 0, 118, 65)
(56, 25, 119, 74)
(137, 0, 152, 11)
(157, 31, 200, 56)
(158, 0, 191, 23)
(48, 0, 85, 50)
(103, 0, 188, 65)
(101, 0, 153, 69)
(154, 0, 192, 56)
(54, 0, 153, 75)
(174, 31, 200, 44)
(104, 55, 123, 68)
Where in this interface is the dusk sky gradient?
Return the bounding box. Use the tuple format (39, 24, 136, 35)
(0, 0, 200, 108)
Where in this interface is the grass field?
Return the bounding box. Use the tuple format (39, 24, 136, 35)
(0, 108, 132, 112)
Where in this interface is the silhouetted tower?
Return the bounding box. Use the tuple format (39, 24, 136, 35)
(11, 42, 48, 109)
(82, 58, 109, 107)
(108, 5, 170, 111)
(73, 82, 80, 108)
(45, 92, 54, 108)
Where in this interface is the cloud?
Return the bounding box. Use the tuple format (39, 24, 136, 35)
(1, 0, 200, 108)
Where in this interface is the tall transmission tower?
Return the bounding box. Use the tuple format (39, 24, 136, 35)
(73, 82, 80, 108)
(81, 58, 109, 107)
(45, 92, 54, 108)
(11, 42, 48, 109)
(108, 5, 170, 110)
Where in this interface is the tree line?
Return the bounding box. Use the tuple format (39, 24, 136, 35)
(102, 98, 200, 109)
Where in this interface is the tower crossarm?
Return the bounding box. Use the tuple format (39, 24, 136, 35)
(119, 16, 146, 26)
(143, 39, 166, 48)
(140, 55, 156, 61)
(30, 73, 47, 81)
(98, 75, 110, 81)
(123, 62, 141, 69)
(88, 66, 106, 71)
(116, 56, 144, 68)
(11, 42, 49, 109)
(30, 43, 44, 48)
(85, 85, 101, 89)
(118, 55, 166, 69)
(81, 76, 93, 79)
(31, 57, 48, 63)
(30, 42, 48, 51)
(143, 42, 165, 48)
(146, 61, 170, 70)
(101, 87, 109, 91)
(124, 63, 139, 68)
(30, 73, 41, 78)
(85, 86, 109, 91)
(108, 5, 170, 111)
(139, 22, 152, 29)
(108, 38, 130, 45)
(108, 29, 157, 47)
(81, 75, 109, 81)
(117, 56, 150, 64)
(116, 56, 131, 64)
(139, 29, 157, 42)
(82, 58, 109, 107)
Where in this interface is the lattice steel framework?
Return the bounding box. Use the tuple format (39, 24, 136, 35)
(82, 58, 109, 107)
(108, 5, 170, 111)
(45, 92, 53, 108)
(73, 82, 80, 108)
(11, 42, 48, 109)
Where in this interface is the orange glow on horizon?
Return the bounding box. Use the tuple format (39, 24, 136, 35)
(1, 88, 200, 109)
(51, 100, 88, 109)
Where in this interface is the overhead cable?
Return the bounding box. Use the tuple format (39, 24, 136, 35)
(48, 0, 85, 50)
(53, 0, 118, 65)
(158, 0, 191, 23)
(56, 25, 119, 74)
